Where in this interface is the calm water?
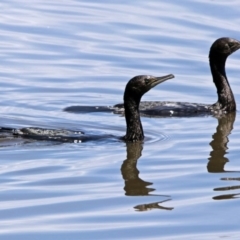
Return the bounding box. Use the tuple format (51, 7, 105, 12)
(0, 0, 240, 239)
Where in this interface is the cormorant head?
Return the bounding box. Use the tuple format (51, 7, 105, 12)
(209, 37, 240, 58)
(124, 74, 174, 101)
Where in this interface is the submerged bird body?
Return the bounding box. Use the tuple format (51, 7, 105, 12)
(0, 127, 86, 143)
(0, 74, 174, 143)
(114, 101, 213, 117)
(64, 37, 240, 117)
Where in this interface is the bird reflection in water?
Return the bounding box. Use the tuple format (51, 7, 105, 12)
(134, 199, 173, 212)
(121, 142, 173, 211)
(207, 112, 236, 173)
(207, 112, 240, 200)
(213, 177, 240, 200)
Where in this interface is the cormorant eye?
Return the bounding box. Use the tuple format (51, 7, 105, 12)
(228, 42, 234, 48)
(145, 78, 151, 84)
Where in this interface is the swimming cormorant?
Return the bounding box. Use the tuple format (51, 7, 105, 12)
(0, 74, 174, 143)
(64, 37, 240, 117)
(122, 74, 174, 141)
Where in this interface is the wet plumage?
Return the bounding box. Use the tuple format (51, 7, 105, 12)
(0, 74, 174, 142)
(65, 37, 240, 117)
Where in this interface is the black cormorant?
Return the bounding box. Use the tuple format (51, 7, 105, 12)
(0, 74, 174, 143)
(64, 37, 240, 117)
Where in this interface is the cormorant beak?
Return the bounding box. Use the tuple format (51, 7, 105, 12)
(231, 41, 240, 53)
(150, 74, 174, 88)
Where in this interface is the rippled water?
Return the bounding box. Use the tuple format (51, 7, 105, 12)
(0, 0, 240, 239)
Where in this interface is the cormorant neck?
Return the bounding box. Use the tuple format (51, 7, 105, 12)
(209, 54, 236, 112)
(124, 94, 144, 142)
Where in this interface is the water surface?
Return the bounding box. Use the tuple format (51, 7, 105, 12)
(0, 0, 240, 239)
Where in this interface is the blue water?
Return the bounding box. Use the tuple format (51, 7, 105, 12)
(0, 0, 240, 239)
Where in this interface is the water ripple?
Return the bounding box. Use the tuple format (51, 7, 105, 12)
(0, 0, 240, 239)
